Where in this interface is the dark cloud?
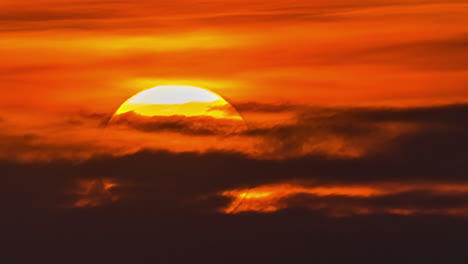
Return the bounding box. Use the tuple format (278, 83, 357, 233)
(234, 101, 305, 113)
(0, 133, 44, 155)
(280, 190, 468, 216)
(109, 111, 246, 136)
(235, 102, 468, 119)
(104, 103, 468, 159)
(2, 186, 468, 264)
(333, 103, 468, 124)
(0, 131, 112, 161)
(1, 137, 467, 213)
(77, 110, 112, 121)
(240, 103, 468, 157)
(2, 101, 468, 262)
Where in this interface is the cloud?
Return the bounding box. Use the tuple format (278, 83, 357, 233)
(239, 103, 468, 158)
(3, 197, 468, 263)
(1, 135, 467, 261)
(280, 191, 468, 217)
(109, 111, 247, 136)
(0, 147, 468, 264)
(1, 103, 468, 163)
(222, 181, 468, 216)
(234, 102, 305, 113)
(283, 190, 468, 216)
(1, 139, 467, 212)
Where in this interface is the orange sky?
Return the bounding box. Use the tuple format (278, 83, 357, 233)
(1, 0, 467, 161)
(1, 0, 468, 217)
(1, 0, 468, 112)
(4, 3, 468, 261)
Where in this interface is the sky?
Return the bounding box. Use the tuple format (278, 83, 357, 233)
(1, 0, 468, 263)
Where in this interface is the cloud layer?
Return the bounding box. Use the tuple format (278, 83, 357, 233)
(2, 105, 468, 214)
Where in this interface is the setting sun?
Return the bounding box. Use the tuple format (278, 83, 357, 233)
(113, 85, 243, 120)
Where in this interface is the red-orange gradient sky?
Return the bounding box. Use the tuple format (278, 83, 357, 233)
(1, 2, 468, 260)
(2, 0, 468, 110)
(2, 0, 468, 159)
(0, 0, 468, 264)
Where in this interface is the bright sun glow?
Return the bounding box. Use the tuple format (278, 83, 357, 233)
(114, 85, 242, 120)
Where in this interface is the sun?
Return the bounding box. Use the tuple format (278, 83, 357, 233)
(113, 85, 243, 120)
(107, 85, 248, 150)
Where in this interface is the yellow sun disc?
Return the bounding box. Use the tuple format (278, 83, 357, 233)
(113, 85, 242, 120)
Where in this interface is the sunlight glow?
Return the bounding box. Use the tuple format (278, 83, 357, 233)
(114, 85, 242, 119)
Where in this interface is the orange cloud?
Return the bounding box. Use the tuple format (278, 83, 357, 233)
(221, 182, 468, 217)
(73, 178, 120, 208)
